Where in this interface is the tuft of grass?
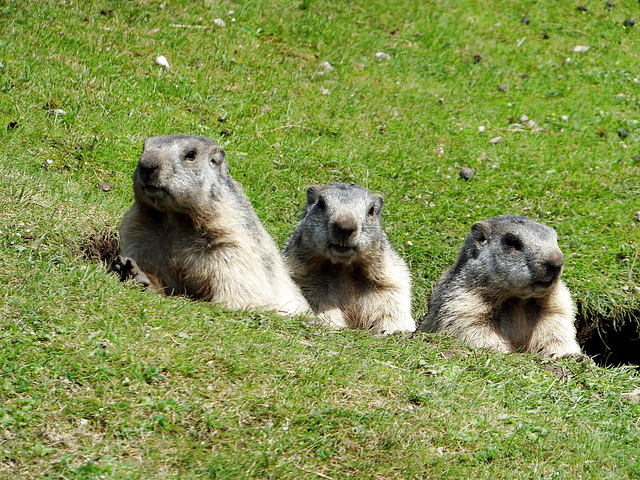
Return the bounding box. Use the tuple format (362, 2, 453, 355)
(1, 0, 639, 478)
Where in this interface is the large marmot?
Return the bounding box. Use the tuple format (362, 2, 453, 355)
(283, 183, 415, 334)
(418, 215, 581, 358)
(111, 134, 310, 316)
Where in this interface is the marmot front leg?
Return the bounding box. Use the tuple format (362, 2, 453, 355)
(368, 297, 415, 335)
(454, 320, 512, 353)
(529, 315, 582, 359)
(311, 307, 349, 330)
(110, 255, 157, 290)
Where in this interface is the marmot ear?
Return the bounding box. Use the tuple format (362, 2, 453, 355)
(471, 221, 490, 243)
(370, 193, 384, 215)
(210, 147, 226, 165)
(306, 185, 320, 205)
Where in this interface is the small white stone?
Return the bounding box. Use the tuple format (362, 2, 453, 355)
(621, 389, 640, 404)
(573, 45, 590, 53)
(478, 126, 486, 133)
(320, 87, 330, 95)
(319, 61, 334, 72)
(375, 52, 391, 61)
(519, 114, 530, 123)
(488, 136, 503, 144)
(155, 55, 170, 68)
(213, 18, 226, 27)
(52, 109, 66, 115)
(560, 115, 569, 121)
(407, 240, 413, 246)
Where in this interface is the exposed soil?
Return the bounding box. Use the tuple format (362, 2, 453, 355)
(80, 225, 120, 266)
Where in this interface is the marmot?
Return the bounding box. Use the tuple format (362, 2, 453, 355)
(111, 134, 310, 316)
(283, 183, 415, 334)
(418, 215, 581, 358)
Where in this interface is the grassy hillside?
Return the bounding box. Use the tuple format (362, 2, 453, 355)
(1, 0, 639, 478)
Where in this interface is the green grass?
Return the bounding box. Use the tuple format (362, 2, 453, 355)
(1, 0, 639, 477)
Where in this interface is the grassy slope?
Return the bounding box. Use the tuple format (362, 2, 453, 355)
(0, 0, 639, 478)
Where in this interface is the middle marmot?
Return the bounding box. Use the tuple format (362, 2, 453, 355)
(283, 183, 415, 334)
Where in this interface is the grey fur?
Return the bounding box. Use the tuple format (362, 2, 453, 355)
(114, 134, 310, 316)
(283, 183, 415, 334)
(419, 215, 581, 358)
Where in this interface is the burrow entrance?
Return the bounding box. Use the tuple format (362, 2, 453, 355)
(576, 309, 640, 367)
(81, 227, 640, 367)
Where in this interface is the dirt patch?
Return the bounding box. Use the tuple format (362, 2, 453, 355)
(80, 225, 121, 266)
(576, 305, 640, 366)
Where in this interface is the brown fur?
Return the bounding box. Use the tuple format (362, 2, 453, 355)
(419, 215, 581, 358)
(112, 134, 310, 316)
(283, 183, 414, 334)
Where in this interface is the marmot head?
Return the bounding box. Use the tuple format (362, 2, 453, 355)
(465, 215, 565, 298)
(133, 134, 227, 213)
(299, 183, 385, 264)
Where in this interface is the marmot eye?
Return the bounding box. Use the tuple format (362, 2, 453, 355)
(368, 204, 376, 216)
(184, 149, 197, 161)
(316, 197, 326, 211)
(503, 234, 522, 250)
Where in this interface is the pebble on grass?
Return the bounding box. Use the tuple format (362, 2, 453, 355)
(621, 389, 640, 404)
(318, 61, 334, 73)
(498, 83, 509, 92)
(489, 136, 503, 144)
(155, 55, 170, 68)
(459, 167, 474, 180)
(521, 16, 530, 24)
(375, 52, 391, 61)
(618, 130, 628, 138)
(573, 45, 590, 52)
(97, 182, 114, 192)
(623, 19, 635, 27)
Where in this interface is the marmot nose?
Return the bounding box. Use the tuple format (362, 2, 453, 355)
(545, 250, 565, 278)
(331, 213, 359, 244)
(137, 164, 158, 184)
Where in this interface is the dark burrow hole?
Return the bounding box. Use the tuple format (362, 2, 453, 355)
(576, 306, 640, 367)
(80, 225, 121, 266)
(80, 227, 640, 367)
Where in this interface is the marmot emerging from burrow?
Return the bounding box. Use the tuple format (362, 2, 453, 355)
(283, 183, 415, 334)
(110, 134, 310, 316)
(418, 215, 581, 358)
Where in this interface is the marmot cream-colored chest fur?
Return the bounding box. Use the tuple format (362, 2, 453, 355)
(283, 183, 414, 334)
(111, 134, 310, 316)
(418, 215, 581, 358)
